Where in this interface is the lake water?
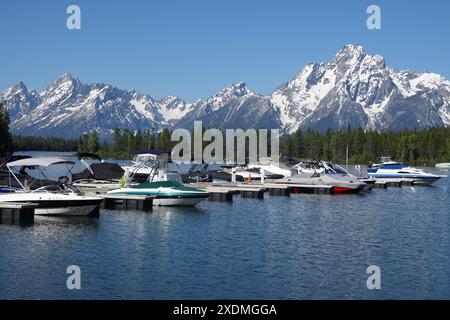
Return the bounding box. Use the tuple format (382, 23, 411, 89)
(0, 152, 449, 299)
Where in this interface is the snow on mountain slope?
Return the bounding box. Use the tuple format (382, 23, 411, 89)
(1, 45, 450, 138)
(271, 44, 450, 133)
(174, 82, 265, 130)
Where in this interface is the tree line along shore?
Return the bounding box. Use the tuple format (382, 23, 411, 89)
(1, 103, 450, 165)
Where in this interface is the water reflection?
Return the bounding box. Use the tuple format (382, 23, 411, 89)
(34, 215, 100, 227)
(0, 174, 449, 299)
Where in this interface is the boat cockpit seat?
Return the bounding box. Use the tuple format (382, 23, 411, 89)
(58, 176, 70, 186)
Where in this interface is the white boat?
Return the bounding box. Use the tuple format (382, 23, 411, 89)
(107, 180, 210, 206)
(112, 150, 209, 206)
(436, 163, 450, 168)
(221, 164, 285, 181)
(0, 157, 103, 216)
(292, 160, 352, 176)
(121, 150, 176, 179)
(291, 160, 373, 181)
(246, 158, 292, 178)
(277, 171, 367, 194)
(368, 157, 445, 185)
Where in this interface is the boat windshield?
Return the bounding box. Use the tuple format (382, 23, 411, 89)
(32, 183, 82, 195)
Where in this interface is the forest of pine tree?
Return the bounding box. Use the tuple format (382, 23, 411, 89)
(1, 102, 449, 164)
(279, 127, 450, 165)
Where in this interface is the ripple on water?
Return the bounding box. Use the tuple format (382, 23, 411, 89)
(0, 177, 449, 299)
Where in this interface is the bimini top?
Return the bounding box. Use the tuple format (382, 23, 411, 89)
(132, 149, 167, 155)
(76, 152, 103, 161)
(7, 157, 75, 168)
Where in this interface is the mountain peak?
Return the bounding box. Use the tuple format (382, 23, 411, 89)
(1, 81, 28, 98)
(47, 72, 80, 89)
(332, 44, 367, 64)
(337, 44, 366, 56)
(56, 72, 75, 82)
(222, 81, 252, 96)
(14, 81, 28, 92)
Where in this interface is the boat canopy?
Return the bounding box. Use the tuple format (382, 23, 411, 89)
(131, 149, 167, 155)
(76, 152, 103, 161)
(7, 157, 75, 168)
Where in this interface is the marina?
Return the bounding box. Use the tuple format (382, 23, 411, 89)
(0, 150, 449, 298)
(1, 173, 448, 299)
(0, 144, 449, 300)
(2, 1, 450, 304)
(1, 152, 446, 221)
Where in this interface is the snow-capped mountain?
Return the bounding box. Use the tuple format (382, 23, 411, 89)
(175, 82, 281, 130)
(271, 44, 450, 132)
(2, 73, 169, 137)
(1, 44, 450, 138)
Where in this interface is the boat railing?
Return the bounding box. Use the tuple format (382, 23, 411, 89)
(125, 158, 160, 185)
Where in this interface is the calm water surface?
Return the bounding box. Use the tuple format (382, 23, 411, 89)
(0, 152, 449, 299)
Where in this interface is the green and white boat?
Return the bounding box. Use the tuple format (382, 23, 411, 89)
(107, 180, 210, 206)
(108, 149, 210, 206)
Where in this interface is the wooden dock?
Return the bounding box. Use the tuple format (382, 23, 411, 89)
(100, 194, 154, 212)
(373, 179, 415, 188)
(191, 181, 334, 202)
(0, 202, 37, 225)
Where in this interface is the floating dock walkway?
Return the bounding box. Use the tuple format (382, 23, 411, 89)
(0, 202, 37, 225)
(100, 194, 154, 212)
(191, 177, 417, 202)
(192, 181, 334, 202)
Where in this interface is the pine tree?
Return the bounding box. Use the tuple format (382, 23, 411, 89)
(87, 130, 99, 153)
(156, 128, 172, 151)
(113, 128, 121, 154)
(0, 103, 13, 156)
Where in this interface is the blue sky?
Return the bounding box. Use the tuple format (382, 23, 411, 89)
(1, 0, 449, 101)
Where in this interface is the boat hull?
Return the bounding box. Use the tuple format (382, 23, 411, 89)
(368, 174, 441, 185)
(332, 185, 366, 194)
(108, 191, 209, 206)
(35, 205, 98, 216)
(0, 194, 102, 216)
(279, 174, 366, 194)
(107, 184, 210, 207)
(153, 197, 207, 206)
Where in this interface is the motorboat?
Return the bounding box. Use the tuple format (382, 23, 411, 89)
(180, 163, 245, 183)
(291, 160, 374, 187)
(367, 156, 444, 185)
(208, 167, 245, 183)
(111, 151, 210, 206)
(180, 163, 213, 183)
(436, 163, 450, 168)
(72, 153, 125, 182)
(277, 171, 367, 194)
(246, 158, 292, 178)
(72, 152, 125, 192)
(279, 160, 367, 193)
(0, 157, 103, 216)
(107, 180, 210, 206)
(221, 163, 284, 181)
(121, 149, 177, 180)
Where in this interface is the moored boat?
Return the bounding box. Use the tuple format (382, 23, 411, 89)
(278, 171, 367, 194)
(0, 157, 103, 216)
(107, 180, 210, 206)
(368, 157, 444, 185)
(111, 150, 210, 206)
